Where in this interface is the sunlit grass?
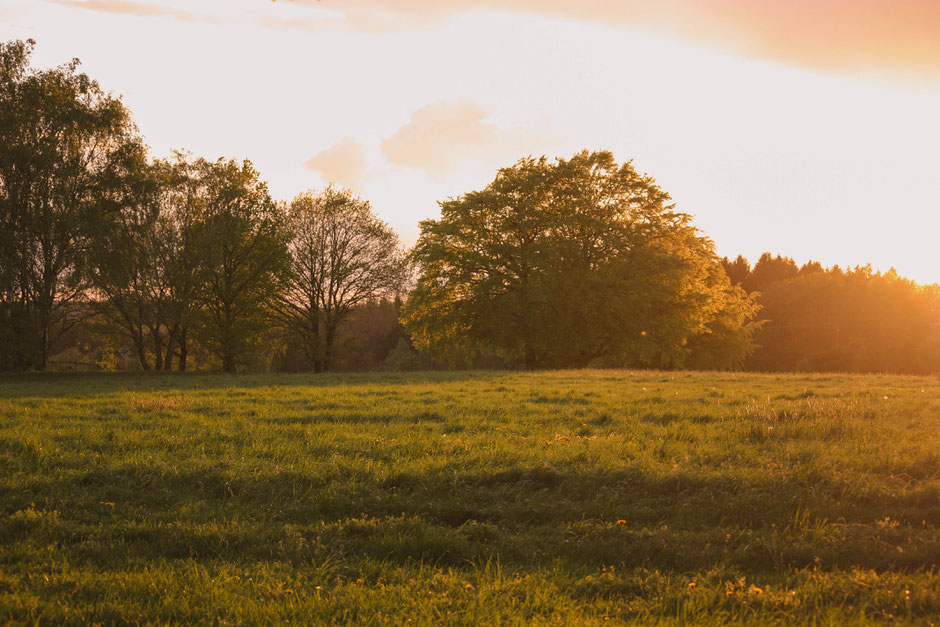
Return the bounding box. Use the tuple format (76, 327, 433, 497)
(1, 370, 938, 623)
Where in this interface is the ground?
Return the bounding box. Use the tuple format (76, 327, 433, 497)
(1, 370, 938, 624)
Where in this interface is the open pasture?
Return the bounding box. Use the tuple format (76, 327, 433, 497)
(1, 370, 939, 624)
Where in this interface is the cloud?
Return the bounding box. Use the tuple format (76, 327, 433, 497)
(381, 100, 552, 179)
(49, 0, 227, 23)
(304, 138, 369, 189)
(49, 0, 940, 80)
(310, 0, 940, 80)
(48, 0, 337, 29)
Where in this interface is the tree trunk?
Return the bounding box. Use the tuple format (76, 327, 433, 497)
(163, 325, 177, 371)
(152, 329, 163, 371)
(302, 303, 322, 373)
(222, 351, 236, 373)
(177, 328, 188, 372)
(221, 303, 236, 373)
(311, 326, 323, 373)
(524, 346, 536, 371)
(323, 323, 337, 372)
(39, 324, 48, 371)
(136, 339, 150, 370)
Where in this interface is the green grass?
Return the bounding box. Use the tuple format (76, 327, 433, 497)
(1, 370, 939, 624)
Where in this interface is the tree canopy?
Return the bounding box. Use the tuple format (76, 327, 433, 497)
(0, 39, 143, 369)
(403, 151, 760, 369)
(198, 159, 290, 373)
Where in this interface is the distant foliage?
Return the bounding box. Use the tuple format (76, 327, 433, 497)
(275, 298, 410, 373)
(404, 151, 760, 369)
(723, 254, 940, 374)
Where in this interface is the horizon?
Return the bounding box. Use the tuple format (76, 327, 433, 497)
(2, 0, 938, 284)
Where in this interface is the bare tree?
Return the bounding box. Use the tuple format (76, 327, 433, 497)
(280, 187, 406, 372)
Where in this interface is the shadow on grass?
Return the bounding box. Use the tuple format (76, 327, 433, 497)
(5, 463, 939, 574)
(0, 370, 514, 399)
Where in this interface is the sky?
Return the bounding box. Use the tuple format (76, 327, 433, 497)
(2, 0, 939, 284)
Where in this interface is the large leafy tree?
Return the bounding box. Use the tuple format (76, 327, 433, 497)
(279, 186, 406, 372)
(404, 150, 759, 369)
(199, 159, 289, 373)
(0, 39, 144, 369)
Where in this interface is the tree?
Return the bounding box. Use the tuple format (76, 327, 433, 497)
(88, 157, 163, 369)
(798, 260, 824, 276)
(149, 156, 214, 371)
(89, 154, 210, 370)
(403, 150, 759, 369)
(721, 255, 750, 286)
(0, 39, 143, 369)
(199, 159, 289, 373)
(278, 187, 406, 372)
(746, 253, 798, 291)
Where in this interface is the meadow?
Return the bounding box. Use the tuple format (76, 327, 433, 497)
(0, 370, 938, 624)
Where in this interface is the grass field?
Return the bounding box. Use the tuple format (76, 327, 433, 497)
(1, 370, 939, 624)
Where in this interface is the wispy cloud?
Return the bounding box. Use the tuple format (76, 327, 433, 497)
(48, 0, 338, 29)
(305, 0, 940, 80)
(50, 0, 227, 23)
(304, 138, 370, 190)
(47, 0, 940, 79)
(381, 100, 553, 180)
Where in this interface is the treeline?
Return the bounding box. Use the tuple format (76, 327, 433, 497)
(0, 40, 406, 373)
(723, 253, 940, 374)
(2, 40, 937, 374)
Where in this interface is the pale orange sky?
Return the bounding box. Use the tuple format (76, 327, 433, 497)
(3, 0, 939, 283)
